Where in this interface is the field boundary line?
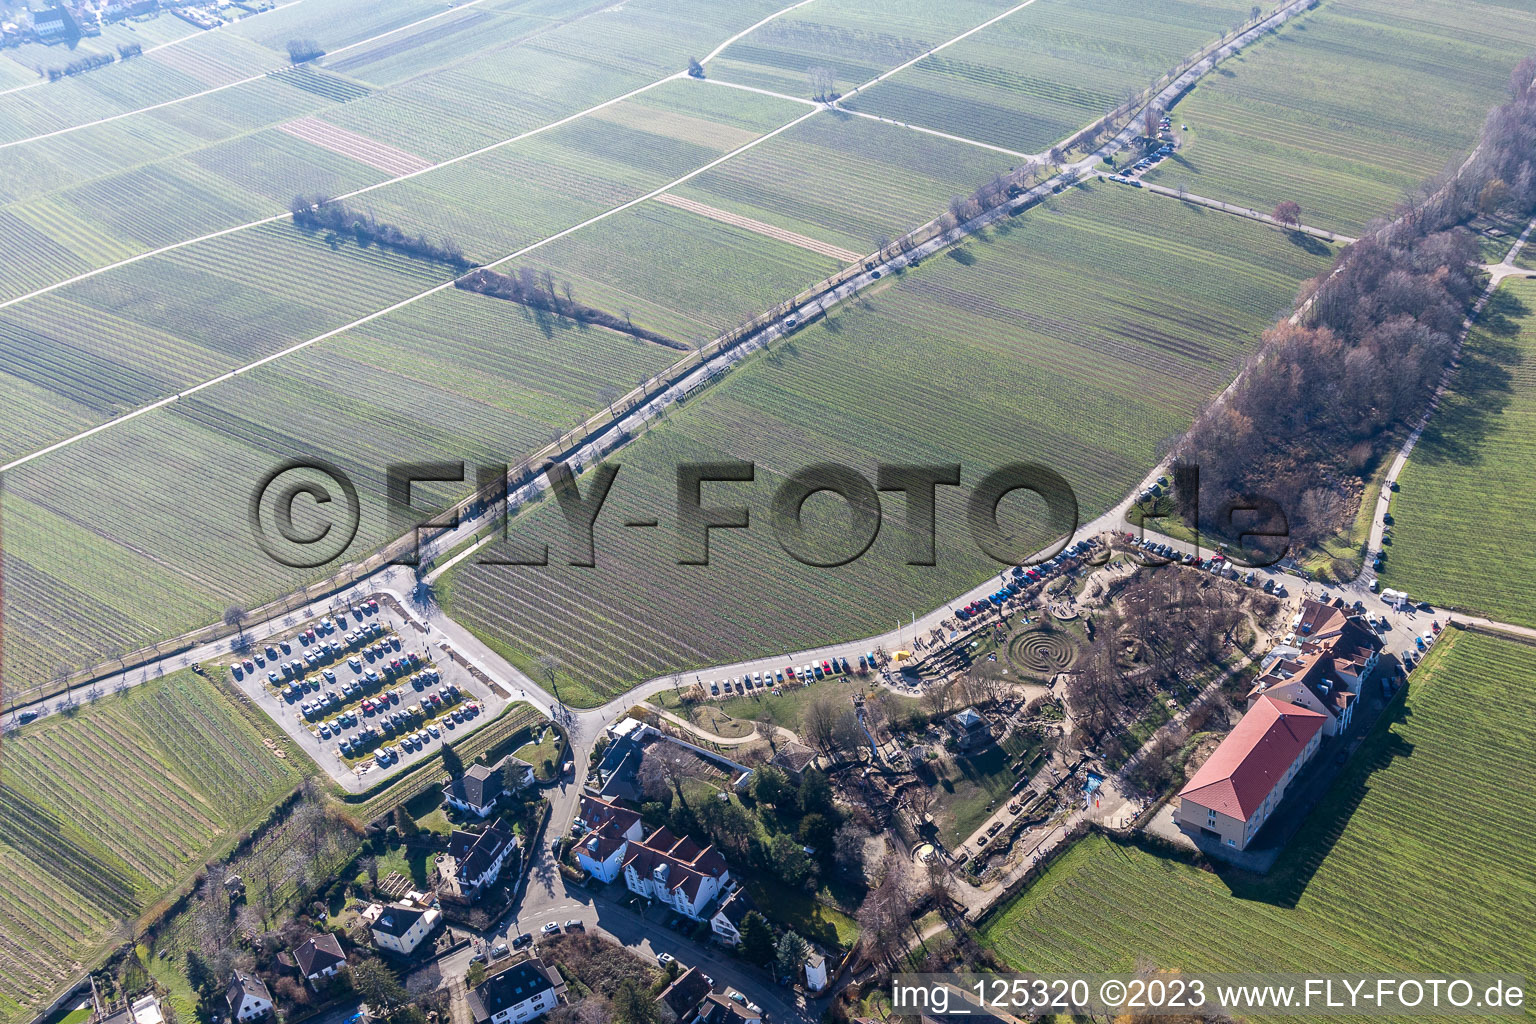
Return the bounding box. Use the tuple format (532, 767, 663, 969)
(699, 0, 822, 64)
(1111, 175, 1358, 243)
(697, 75, 820, 107)
(654, 192, 860, 261)
(0, 0, 831, 310)
(833, 103, 1036, 159)
(0, 69, 687, 316)
(0, 0, 312, 98)
(0, 105, 821, 475)
(0, 0, 510, 151)
(844, 0, 1044, 97)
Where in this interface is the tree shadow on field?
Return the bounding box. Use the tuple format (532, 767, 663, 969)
(1286, 230, 1330, 256)
(1412, 289, 1528, 467)
(946, 247, 976, 266)
(1210, 697, 1415, 909)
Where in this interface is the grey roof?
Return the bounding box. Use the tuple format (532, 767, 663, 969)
(713, 887, 756, 930)
(656, 966, 713, 1018)
(467, 959, 558, 1024)
(294, 932, 345, 976)
(372, 903, 428, 938)
(444, 759, 506, 809)
(772, 742, 817, 773)
(447, 822, 515, 883)
(226, 970, 271, 1010)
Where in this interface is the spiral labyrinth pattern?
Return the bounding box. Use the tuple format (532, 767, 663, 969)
(1009, 628, 1080, 675)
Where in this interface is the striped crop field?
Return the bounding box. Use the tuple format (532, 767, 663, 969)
(338, 80, 807, 265)
(843, 0, 1252, 154)
(1380, 279, 1536, 628)
(672, 106, 1020, 256)
(0, 74, 805, 474)
(0, 669, 309, 1024)
(978, 630, 1536, 1022)
(439, 183, 1336, 706)
(706, 0, 1022, 100)
(1142, 0, 1536, 237)
(517, 196, 846, 346)
(0, 284, 680, 694)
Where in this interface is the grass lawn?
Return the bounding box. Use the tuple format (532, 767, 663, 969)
(740, 875, 861, 952)
(1142, 0, 1536, 236)
(1381, 279, 1536, 626)
(514, 725, 564, 781)
(647, 691, 758, 740)
(918, 744, 1020, 845)
(979, 630, 1536, 1012)
(442, 184, 1335, 705)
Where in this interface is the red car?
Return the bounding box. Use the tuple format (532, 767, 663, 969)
(822, 659, 833, 675)
(367, 599, 379, 613)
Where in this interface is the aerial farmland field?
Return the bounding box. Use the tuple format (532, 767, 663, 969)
(1140, 0, 1536, 236)
(673, 106, 1020, 254)
(978, 630, 1536, 1014)
(705, 0, 1021, 99)
(842, 0, 1253, 154)
(439, 183, 1335, 706)
(0, 284, 681, 692)
(0, 668, 309, 1024)
(1380, 279, 1536, 628)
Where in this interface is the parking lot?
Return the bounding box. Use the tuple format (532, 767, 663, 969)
(221, 595, 510, 792)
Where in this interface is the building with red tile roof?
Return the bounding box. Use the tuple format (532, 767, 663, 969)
(1175, 695, 1325, 851)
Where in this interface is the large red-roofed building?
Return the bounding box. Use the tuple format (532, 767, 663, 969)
(1175, 695, 1325, 851)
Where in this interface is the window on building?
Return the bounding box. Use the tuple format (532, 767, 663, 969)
(1206, 809, 1217, 826)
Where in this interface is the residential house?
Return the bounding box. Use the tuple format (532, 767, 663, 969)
(370, 901, 442, 956)
(621, 825, 731, 920)
(32, 5, 79, 42)
(656, 967, 714, 1020)
(293, 933, 346, 986)
(573, 794, 643, 883)
(467, 957, 565, 1024)
(443, 755, 533, 818)
(1249, 600, 1383, 735)
(440, 822, 517, 900)
(946, 708, 990, 750)
(1175, 695, 1325, 851)
(225, 971, 273, 1022)
(693, 993, 762, 1024)
(709, 887, 756, 947)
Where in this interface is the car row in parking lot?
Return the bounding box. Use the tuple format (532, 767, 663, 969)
(956, 538, 1100, 621)
(705, 654, 870, 697)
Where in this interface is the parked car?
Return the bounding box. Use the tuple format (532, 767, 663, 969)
(541, 922, 560, 935)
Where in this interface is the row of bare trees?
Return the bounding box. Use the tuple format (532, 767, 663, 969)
(1176, 56, 1536, 550)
